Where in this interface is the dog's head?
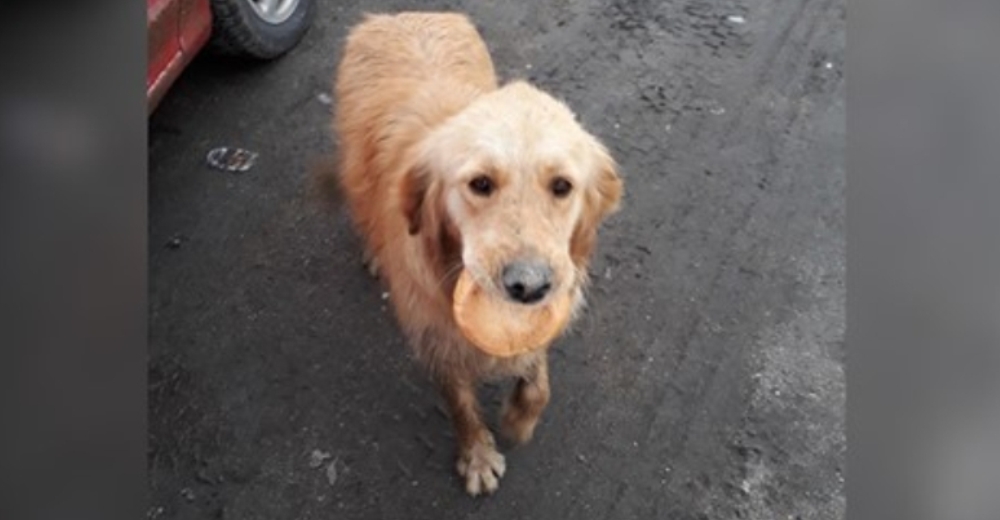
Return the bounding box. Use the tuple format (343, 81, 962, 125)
(403, 81, 622, 306)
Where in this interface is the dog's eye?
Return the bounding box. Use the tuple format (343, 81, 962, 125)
(468, 175, 494, 196)
(550, 177, 573, 198)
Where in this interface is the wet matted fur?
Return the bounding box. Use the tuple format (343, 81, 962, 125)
(330, 12, 622, 495)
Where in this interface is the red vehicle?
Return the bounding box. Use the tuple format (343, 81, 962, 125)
(147, 0, 315, 113)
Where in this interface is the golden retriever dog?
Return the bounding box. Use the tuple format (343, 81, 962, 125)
(331, 12, 622, 495)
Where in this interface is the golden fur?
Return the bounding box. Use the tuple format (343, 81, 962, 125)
(331, 12, 622, 495)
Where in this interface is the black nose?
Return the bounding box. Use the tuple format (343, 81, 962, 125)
(501, 261, 554, 304)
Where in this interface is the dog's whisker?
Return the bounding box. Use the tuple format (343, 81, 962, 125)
(435, 262, 465, 292)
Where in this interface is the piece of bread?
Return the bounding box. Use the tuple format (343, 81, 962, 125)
(453, 269, 572, 357)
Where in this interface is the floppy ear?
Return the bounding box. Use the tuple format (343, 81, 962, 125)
(401, 162, 430, 235)
(570, 152, 622, 266)
(399, 155, 460, 278)
(592, 155, 623, 217)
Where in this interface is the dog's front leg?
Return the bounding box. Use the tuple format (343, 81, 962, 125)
(439, 375, 506, 495)
(501, 354, 551, 444)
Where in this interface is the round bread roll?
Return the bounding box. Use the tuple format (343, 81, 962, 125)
(453, 269, 572, 357)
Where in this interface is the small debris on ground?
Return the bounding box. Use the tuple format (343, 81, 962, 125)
(180, 488, 195, 502)
(166, 236, 183, 249)
(317, 93, 332, 105)
(727, 15, 746, 24)
(206, 147, 258, 173)
(194, 468, 215, 484)
(308, 449, 332, 469)
(416, 433, 436, 452)
(325, 458, 339, 487)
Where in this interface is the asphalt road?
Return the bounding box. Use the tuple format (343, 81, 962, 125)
(149, 1, 845, 518)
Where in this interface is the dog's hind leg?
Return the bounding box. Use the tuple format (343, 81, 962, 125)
(439, 375, 506, 496)
(501, 355, 551, 444)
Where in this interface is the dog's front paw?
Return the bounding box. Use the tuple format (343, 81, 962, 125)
(456, 433, 506, 496)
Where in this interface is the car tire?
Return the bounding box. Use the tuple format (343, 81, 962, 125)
(209, 0, 315, 59)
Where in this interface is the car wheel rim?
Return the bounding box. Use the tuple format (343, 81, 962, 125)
(246, 0, 301, 25)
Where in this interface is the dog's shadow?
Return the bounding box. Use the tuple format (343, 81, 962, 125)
(305, 153, 345, 214)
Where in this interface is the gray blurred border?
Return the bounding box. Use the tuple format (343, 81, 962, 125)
(852, 0, 1000, 519)
(0, 2, 146, 520)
